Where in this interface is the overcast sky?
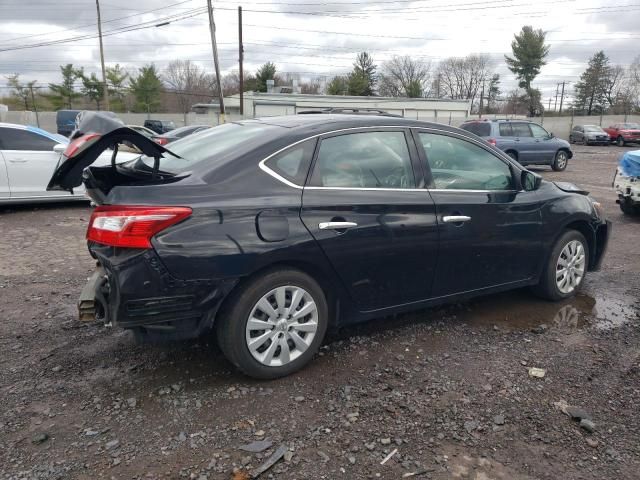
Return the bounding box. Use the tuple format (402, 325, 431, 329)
(0, 0, 638, 104)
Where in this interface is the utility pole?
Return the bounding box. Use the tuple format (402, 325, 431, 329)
(558, 81, 565, 114)
(554, 83, 560, 112)
(478, 79, 485, 118)
(29, 84, 40, 128)
(548, 98, 552, 111)
(238, 6, 244, 116)
(207, 0, 225, 123)
(96, 0, 110, 111)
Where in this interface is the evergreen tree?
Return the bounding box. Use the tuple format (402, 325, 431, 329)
(505, 26, 549, 115)
(48, 64, 82, 109)
(348, 52, 376, 96)
(573, 51, 612, 115)
(255, 62, 277, 92)
(129, 64, 162, 114)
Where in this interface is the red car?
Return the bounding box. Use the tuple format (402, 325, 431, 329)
(603, 123, 640, 147)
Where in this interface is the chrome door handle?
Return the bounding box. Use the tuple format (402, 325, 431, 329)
(442, 215, 471, 223)
(9, 159, 28, 163)
(319, 221, 358, 230)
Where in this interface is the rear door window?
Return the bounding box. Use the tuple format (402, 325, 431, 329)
(0, 128, 56, 151)
(498, 123, 513, 136)
(461, 122, 491, 137)
(511, 123, 533, 137)
(309, 131, 415, 189)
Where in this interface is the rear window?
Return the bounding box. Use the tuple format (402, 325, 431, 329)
(499, 123, 513, 136)
(141, 121, 281, 173)
(461, 122, 491, 137)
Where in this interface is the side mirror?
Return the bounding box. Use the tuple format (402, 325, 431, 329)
(549, 132, 555, 138)
(521, 170, 542, 191)
(53, 143, 66, 154)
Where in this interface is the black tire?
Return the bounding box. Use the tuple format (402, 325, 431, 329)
(619, 198, 639, 215)
(533, 230, 589, 301)
(215, 268, 328, 379)
(505, 150, 518, 161)
(552, 150, 569, 171)
(617, 136, 625, 147)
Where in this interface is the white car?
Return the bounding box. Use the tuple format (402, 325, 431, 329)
(0, 123, 137, 205)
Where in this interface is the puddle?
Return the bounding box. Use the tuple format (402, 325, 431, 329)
(448, 289, 638, 332)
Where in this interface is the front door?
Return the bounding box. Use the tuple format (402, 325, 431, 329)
(415, 129, 543, 297)
(529, 123, 556, 162)
(300, 129, 439, 312)
(0, 127, 68, 198)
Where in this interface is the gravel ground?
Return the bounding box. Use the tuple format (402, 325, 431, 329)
(1, 145, 639, 480)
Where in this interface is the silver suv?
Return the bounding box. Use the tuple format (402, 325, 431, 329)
(460, 119, 573, 171)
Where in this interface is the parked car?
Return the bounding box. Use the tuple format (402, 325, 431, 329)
(56, 110, 118, 137)
(603, 123, 640, 146)
(569, 125, 610, 145)
(152, 124, 211, 145)
(144, 119, 175, 134)
(613, 150, 640, 215)
(0, 122, 136, 205)
(56, 110, 81, 137)
(460, 119, 573, 171)
(48, 114, 610, 379)
(126, 125, 157, 138)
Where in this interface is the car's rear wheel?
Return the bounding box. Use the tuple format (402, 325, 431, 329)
(216, 268, 328, 379)
(619, 197, 639, 215)
(533, 230, 588, 301)
(505, 150, 518, 161)
(617, 136, 626, 147)
(552, 150, 569, 171)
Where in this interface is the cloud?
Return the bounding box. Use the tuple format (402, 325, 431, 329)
(0, 0, 637, 102)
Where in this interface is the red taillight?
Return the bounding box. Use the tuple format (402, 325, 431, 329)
(63, 133, 102, 158)
(87, 206, 192, 249)
(487, 138, 497, 146)
(154, 137, 168, 145)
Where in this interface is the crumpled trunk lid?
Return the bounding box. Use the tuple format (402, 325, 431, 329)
(47, 125, 178, 194)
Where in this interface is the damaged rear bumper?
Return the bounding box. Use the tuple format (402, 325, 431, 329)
(77, 245, 238, 340)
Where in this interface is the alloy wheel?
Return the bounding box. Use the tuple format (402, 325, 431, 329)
(556, 151, 568, 169)
(556, 240, 586, 294)
(245, 285, 319, 367)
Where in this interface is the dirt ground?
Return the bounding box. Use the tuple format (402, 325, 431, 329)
(1, 145, 639, 480)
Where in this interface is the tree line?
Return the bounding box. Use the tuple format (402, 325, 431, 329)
(3, 25, 639, 117)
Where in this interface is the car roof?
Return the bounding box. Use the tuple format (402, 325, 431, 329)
(461, 118, 533, 124)
(244, 114, 464, 136)
(0, 122, 68, 143)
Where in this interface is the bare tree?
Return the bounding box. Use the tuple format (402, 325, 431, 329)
(164, 60, 214, 124)
(436, 54, 492, 104)
(378, 56, 431, 98)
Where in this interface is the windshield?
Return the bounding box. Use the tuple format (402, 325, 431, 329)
(140, 121, 281, 173)
(584, 126, 603, 132)
(621, 123, 640, 129)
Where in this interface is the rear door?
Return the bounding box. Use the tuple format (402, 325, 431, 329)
(300, 128, 439, 312)
(0, 127, 70, 198)
(415, 129, 543, 297)
(510, 122, 536, 163)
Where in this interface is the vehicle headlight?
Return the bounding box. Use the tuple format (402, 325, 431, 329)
(589, 198, 604, 219)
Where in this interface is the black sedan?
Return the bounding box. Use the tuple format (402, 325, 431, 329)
(48, 114, 610, 379)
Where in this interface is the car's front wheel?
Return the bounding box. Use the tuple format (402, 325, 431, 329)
(534, 230, 588, 301)
(216, 268, 328, 379)
(552, 150, 569, 171)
